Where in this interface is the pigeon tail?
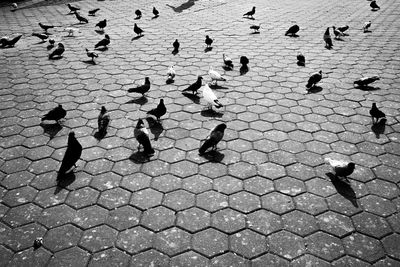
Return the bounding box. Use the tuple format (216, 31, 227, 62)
(199, 139, 213, 154)
(214, 100, 223, 108)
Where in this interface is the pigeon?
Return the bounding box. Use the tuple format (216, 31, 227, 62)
(208, 66, 226, 85)
(134, 23, 143, 36)
(86, 48, 98, 62)
(183, 76, 203, 94)
(173, 39, 180, 53)
(332, 26, 344, 39)
(98, 106, 110, 136)
(250, 24, 261, 33)
(49, 43, 65, 59)
(88, 8, 100, 16)
(369, 103, 386, 124)
(323, 27, 333, 49)
(135, 9, 142, 19)
(147, 99, 167, 121)
(325, 158, 355, 184)
(58, 131, 82, 177)
(64, 27, 80, 36)
(240, 56, 249, 67)
(67, 3, 80, 13)
(32, 32, 48, 42)
(11, 3, 18, 10)
(306, 70, 322, 89)
(128, 77, 150, 96)
(202, 84, 223, 110)
(75, 12, 88, 23)
(205, 35, 213, 48)
(94, 34, 110, 48)
(199, 123, 227, 155)
(153, 7, 159, 17)
(134, 119, 155, 155)
(353, 76, 379, 87)
(166, 65, 176, 84)
(337, 25, 349, 34)
(223, 54, 234, 69)
(0, 35, 22, 47)
(370, 0, 380, 10)
(243, 6, 256, 18)
(96, 19, 107, 30)
(297, 53, 305, 66)
(363, 21, 372, 32)
(41, 104, 66, 122)
(39, 23, 55, 33)
(285, 24, 300, 36)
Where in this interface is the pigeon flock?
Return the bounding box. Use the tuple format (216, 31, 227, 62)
(2, 0, 387, 189)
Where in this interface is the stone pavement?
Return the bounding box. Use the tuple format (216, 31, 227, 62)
(0, 0, 400, 265)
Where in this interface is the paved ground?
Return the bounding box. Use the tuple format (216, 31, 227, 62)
(0, 0, 400, 265)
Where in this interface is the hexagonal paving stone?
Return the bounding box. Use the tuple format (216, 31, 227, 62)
(116, 227, 154, 254)
(343, 233, 385, 262)
(282, 211, 319, 237)
(359, 195, 396, 217)
(141, 206, 175, 231)
(210, 252, 250, 267)
(152, 174, 182, 192)
(382, 234, 400, 260)
(106, 205, 141, 231)
(352, 212, 392, 238)
(214, 176, 243, 194)
(316, 211, 354, 238)
(177, 207, 210, 233)
(291, 254, 330, 267)
(198, 163, 227, 179)
(7, 247, 52, 267)
(154, 227, 191, 256)
(275, 177, 306, 196)
(197, 191, 228, 212)
(244, 176, 274, 196)
(257, 162, 286, 179)
(305, 232, 345, 261)
(230, 229, 267, 258)
(5, 223, 47, 252)
(65, 187, 99, 209)
(33, 188, 68, 208)
(1, 171, 35, 189)
(2, 186, 38, 207)
(182, 175, 212, 193)
(98, 188, 131, 209)
(90, 172, 122, 191)
(366, 179, 399, 200)
(327, 194, 362, 216)
(228, 162, 257, 180)
(212, 208, 246, 234)
(305, 178, 336, 197)
(121, 173, 151, 192)
(130, 188, 163, 210)
(261, 192, 294, 214)
(79, 225, 118, 252)
(286, 163, 316, 181)
(0, 245, 13, 267)
(252, 253, 289, 267)
(88, 248, 130, 267)
(44, 224, 82, 252)
(170, 251, 210, 267)
(193, 229, 228, 257)
(268, 231, 305, 260)
(294, 193, 329, 215)
(230, 191, 261, 213)
(38, 204, 76, 228)
(170, 160, 199, 178)
(47, 247, 90, 267)
(163, 190, 195, 211)
(3, 203, 42, 227)
(331, 255, 370, 266)
(130, 249, 170, 267)
(73, 205, 108, 229)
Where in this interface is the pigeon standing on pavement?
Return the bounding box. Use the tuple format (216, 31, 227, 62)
(363, 21, 371, 32)
(49, 43, 65, 59)
(32, 33, 49, 42)
(323, 27, 333, 49)
(94, 34, 110, 48)
(285, 24, 300, 36)
(67, 3, 80, 13)
(128, 77, 150, 96)
(41, 104, 66, 123)
(202, 84, 223, 110)
(173, 39, 180, 54)
(58, 131, 82, 177)
(85, 48, 98, 62)
(98, 106, 110, 136)
(306, 70, 322, 90)
(0, 35, 22, 47)
(369, 103, 386, 124)
(223, 54, 234, 70)
(153, 7, 159, 17)
(243, 6, 256, 19)
(199, 123, 227, 155)
(208, 66, 226, 85)
(166, 65, 176, 84)
(96, 19, 107, 31)
(250, 24, 261, 33)
(337, 25, 349, 35)
(135, 9, 142, 19)
(39, 23, 55, 33)
(205, 35, 213, 48)
(332, 26, 344, 39)
(370, 0, 380, 10)
(88, 8, 100, 16)
(353, 76, 379, 87)
(240, 56, 249, 75)
(183, 76, 203, 94)
(134, 119, 155, 156)
(75, 12, 89, 23)
(297, 53, 305, 66)
(134, 23, 144, 36)
(325, 158, 355, 185)
(147, 99, 167, 121)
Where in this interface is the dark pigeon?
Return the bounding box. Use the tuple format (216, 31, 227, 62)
(41, 104, 66, 122)
(369, 103, 386, 124)
(58, 131, 82, 177)
(199, 123, 227, 155)
(285, 24, 300, 36)
(128, 77, 150, 95)
(134, 119, 155, 155)
(147, 99, 166, 121)
(182, 76, 202, 94)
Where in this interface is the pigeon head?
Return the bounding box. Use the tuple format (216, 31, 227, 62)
(58, 104, 63, 108)
(318, 70, 322, 75)
(198, 76, 203, 80)
(101, 106, 107, 113)
(216, 123, 227, 131)
(145, 77, 150, 82)
(136, 119, 144, 128)
(347, 162, 355, 170)
(160, 99, 164, 104)
(105, 34, 110, 39)
(69, 131, 75, 138)
(58, 43, 64, 48)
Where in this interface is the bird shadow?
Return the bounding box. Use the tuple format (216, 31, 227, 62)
(201, 109, 223, 118)
(94, 130, 107, 140)
(49, 56, 63, 60)
(146, 117, 164, 141)
(166, 79, 174, 84)
(166, 0, 199, 13)
(82, 60, 96, 65)
(172, 49, 179, 55)
(240, 66, 249, 75)
(131, 35, 144, 41)
(95, 29, 105, 34)
(222, 66, 233, 71)
(34, 41, 47, 45)
(334, 38, 345, 41)
(134, 17, 141, 20)
(204, 47, 213, 53)
(127, 96, 148, 105)
(326, 172, 358, 207)
(306, 86, 322, 94)
(200, 150, 225, 163)
(55, 172, 76, 194)
(40, 122, 62, 139)
(355, 85, 380, 91)
(371, 118, 386, 138)
(297, 61, 305, 67)
(209, 84, 228, 90)
(371, 9, 379, 12)
(243, 17, 255, 20)
(182, 92, 200, 104)
(129, 151, 152, 163)
(47, 44, 54, 50)
(364, 30, 372, 33)
(250, 31, 260, 35)
(95, 46, 108, 51)
(287, 34, 299, 38)
(325, 46, 333, 50)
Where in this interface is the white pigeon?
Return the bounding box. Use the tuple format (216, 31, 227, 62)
(11, 3, 17, 10)
(325, 158, 355, 185)
(202, 83, 223, 110)
(363, 21, 371, 32)
(208, 66, 226, 85)
(65, 27, 80, 37)
(166, 65, 175, 83)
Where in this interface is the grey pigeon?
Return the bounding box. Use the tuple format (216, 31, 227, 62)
(306, 70, 322, 89)
(41, 104, 66, 122)
(243, 6, 255, 18)
(88, 8, 100, 16)
(134, 119, 155, 155)
(128, 77, 150, 95)
(199, 123, 227, 155)
(147, 99, 166, 121)
(183, 76, 203, 94)
(49, 43, 65, 59)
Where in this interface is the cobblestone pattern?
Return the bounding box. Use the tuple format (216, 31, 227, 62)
(0, 0, 399, 265)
